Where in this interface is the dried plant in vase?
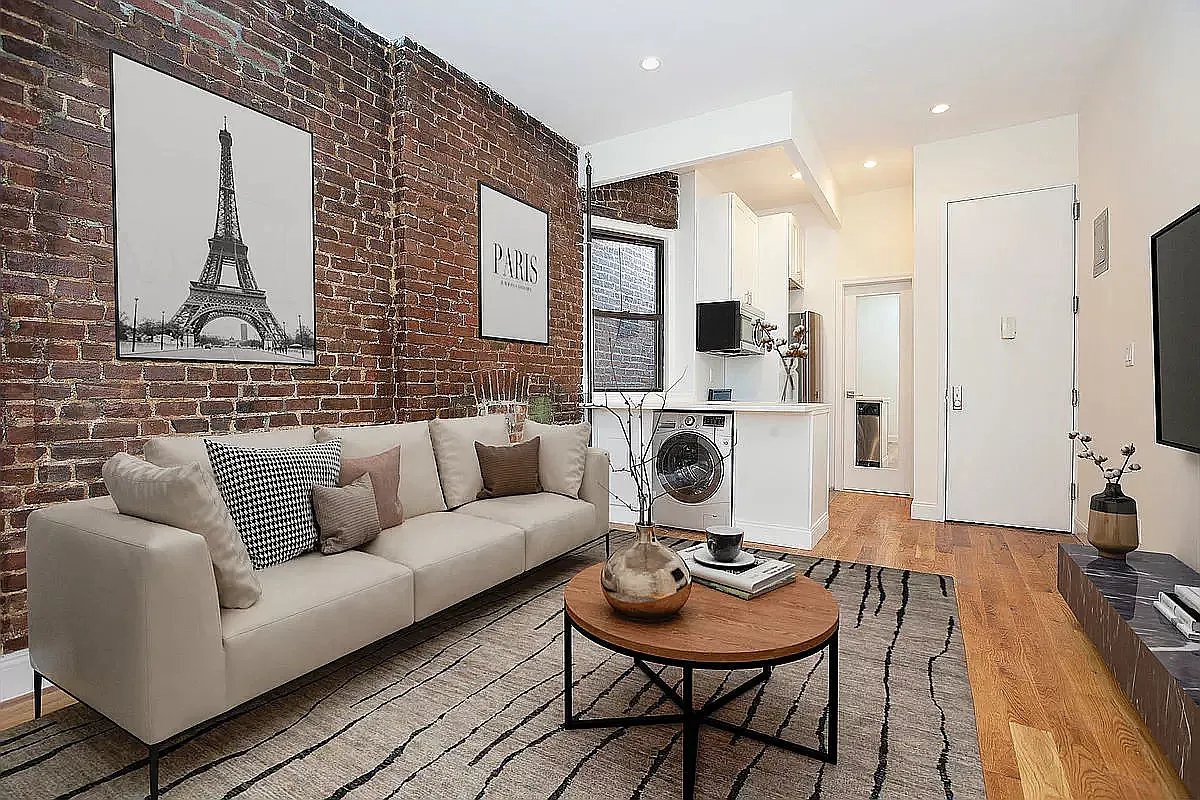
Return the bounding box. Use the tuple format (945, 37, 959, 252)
(1069, 431, 1143, 559)
(757, 321, 808, 402)
(594, 376, 694, 620)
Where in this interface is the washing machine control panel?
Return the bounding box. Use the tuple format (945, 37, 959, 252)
(701, 415, 726, 428)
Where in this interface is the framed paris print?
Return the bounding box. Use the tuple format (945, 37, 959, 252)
(477, 182, 550, 344)
(110, 52, 316, 363)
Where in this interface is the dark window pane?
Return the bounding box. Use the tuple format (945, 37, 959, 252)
(592, 316, 660, 390)
(591, 237, 658, 314)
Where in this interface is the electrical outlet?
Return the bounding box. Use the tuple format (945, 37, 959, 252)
(1124, 342, 1135, 367)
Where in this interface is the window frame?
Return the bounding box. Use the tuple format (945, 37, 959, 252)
(588, 228, 666, 393)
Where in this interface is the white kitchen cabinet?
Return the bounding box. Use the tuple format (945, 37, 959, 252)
(759, 212, 804, 291)
(696, 192, 760, 306)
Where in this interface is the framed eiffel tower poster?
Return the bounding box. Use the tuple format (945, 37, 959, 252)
(110, 53, 316, 364)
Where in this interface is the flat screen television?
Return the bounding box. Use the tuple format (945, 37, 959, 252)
(1151, 201, 1200, 453)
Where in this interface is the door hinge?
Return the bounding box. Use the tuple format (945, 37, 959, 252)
(1072, 388, 1080, 406)
(1072, 295, 1080, 314)
(1070, 482, 1078, 501)
(1072, 200, 1081, 220)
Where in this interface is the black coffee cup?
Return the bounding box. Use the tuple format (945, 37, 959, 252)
(706, 526, 744, 563)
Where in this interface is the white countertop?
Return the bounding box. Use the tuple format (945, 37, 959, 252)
(661, 401, 831, 414)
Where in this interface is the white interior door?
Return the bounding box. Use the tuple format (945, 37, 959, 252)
(946, 186, 1076, 531)
(841, 280, 913, 495)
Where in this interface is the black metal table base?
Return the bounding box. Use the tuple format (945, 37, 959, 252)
(563, 615, 837, 800)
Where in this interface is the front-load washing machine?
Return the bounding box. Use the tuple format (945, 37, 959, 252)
(650, 411, 733, 531)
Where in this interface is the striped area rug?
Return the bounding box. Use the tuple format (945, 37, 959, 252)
(0, 533, 984, 799)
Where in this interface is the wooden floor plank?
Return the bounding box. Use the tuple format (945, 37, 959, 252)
(1010, 721, 1073, 800)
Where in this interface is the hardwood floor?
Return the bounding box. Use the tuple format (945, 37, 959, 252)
(808, 491, 1187, 800)
(0, 491, 1187, 799)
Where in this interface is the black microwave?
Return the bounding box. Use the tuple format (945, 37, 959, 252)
(696, 300, 765, 356)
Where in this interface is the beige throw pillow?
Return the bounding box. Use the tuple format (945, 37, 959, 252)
(429, 414, 510, 508)
(102, 452, 261, 608)
(312, 474, 381, 555)
(522, 419, 591, 498)
(315, 422, 447, 516)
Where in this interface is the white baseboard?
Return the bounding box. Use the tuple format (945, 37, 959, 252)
(910, 500, 943, 522)
(0, 649, 45, 703)
(1073, 514, 1089, 542)
(738, 517, 826, 551)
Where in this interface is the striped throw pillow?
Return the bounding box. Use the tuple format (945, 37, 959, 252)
(312, 473, 382, 555)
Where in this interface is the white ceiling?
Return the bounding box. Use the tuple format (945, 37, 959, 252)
(694, 147, 810, 214)
(331, 0, 1140, 196)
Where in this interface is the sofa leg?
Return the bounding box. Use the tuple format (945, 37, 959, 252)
(605, 528, 611, 559)
(147, 744, 160, 800)
(33, 671, 42, 719)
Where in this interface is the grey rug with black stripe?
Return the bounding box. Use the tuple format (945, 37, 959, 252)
(0, 533, 984, 799)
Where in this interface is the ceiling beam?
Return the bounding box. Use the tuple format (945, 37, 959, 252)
(581, 91, 841, 227)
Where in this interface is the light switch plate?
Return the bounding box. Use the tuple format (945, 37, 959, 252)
(1124, 342, 1135, 367)
(1001, 316, 1017, 340)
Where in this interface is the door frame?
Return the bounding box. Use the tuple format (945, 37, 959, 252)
(833, 274, 914, 495)
(940, 185, 1079, 530)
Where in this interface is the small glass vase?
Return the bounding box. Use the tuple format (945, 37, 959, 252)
(601, 523, 692, 621)
(1087, 482, 1139, 559)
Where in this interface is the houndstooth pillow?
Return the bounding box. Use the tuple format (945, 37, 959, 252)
(205, 438, 342, 569)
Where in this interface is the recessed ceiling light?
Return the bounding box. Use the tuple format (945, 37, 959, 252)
(863, 159, 878, 169)
(791, 171, 804, 180)
(640, 56, 661, 71)
(930, 103, 951, 114)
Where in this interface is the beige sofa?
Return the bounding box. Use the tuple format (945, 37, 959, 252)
(27, 418, 608, 796)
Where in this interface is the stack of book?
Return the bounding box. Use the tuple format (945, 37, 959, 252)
(679, 543, 795, 600)
(1153, 584, 1200, 641)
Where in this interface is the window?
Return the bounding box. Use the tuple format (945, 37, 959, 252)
(589, 231, 664, 392)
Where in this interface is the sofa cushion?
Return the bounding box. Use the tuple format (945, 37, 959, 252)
(221, 550, 413, 706)
(315, 422, 446, 517)
(101, 453, 261, 608)
(428, 415, 510, 509)
(205, 439, 341, 569)
(521, 419, 591, 498)
(457, 492, 597, 570)
(362, 512, 524, 620)
(144, 427, 316, 473)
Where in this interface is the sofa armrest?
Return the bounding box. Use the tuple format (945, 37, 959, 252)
(28, 497, 226, 744)
(579, 447, 611, 537)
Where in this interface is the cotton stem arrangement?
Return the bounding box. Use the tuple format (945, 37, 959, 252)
(1068, 431, 1142, 485)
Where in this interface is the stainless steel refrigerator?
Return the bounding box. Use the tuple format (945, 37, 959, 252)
(787, 311, 823, 403)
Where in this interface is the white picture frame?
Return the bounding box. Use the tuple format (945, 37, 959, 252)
(478, 182, 550, 344)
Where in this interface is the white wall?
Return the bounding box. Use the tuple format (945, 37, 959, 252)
(1076, 1, 1200, 567)
(911, 115, 1078, 520)
(836, 186, 914, 280)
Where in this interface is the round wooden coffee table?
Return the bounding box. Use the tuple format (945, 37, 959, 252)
(562, 562, 840, 800)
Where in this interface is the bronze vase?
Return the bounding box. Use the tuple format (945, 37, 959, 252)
(601, 524, 692, 620)
(1087, 482, 1139, 559)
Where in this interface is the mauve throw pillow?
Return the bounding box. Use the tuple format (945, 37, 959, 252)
(339, 444, 403, 528)
(312, 474, 381, 555)
(475, 437, 542, 499)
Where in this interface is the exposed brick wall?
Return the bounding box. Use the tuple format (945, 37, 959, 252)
(393, 39, 583, 421)
(585, 171, 678, 229)
(0, 8, 585, 654)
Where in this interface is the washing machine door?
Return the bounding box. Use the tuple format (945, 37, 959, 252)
(655, 431, 724, 504)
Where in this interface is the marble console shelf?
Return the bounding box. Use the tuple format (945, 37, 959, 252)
(1058, 544, 1200, 796)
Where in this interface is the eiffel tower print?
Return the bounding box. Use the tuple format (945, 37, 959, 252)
(167, 121, 288, 350)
